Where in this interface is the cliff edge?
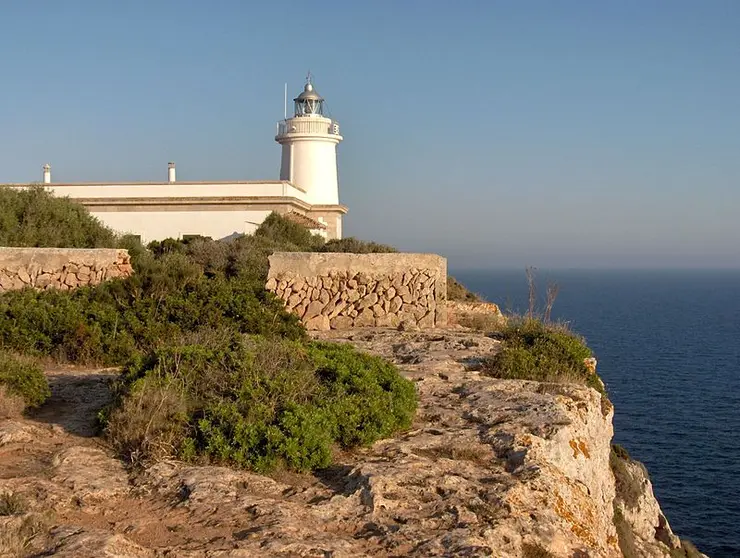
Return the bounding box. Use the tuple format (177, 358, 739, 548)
(0, 328, 700, 557)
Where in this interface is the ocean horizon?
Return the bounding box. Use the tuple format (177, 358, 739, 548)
(452, 268, 740, 558)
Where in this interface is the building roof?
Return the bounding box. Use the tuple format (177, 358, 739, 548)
(283, 211, 327, 230)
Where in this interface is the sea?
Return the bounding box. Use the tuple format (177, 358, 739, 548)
(453, 269, 740, 558)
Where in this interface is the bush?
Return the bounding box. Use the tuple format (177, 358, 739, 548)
(0, 186, 117, 248)
(0, 492, 28, 516)
(481, 318, 604, 396)
(319, 237, 397, 254)
(0, 351, 50, 410)
(447, 276, 481, 302)
(255, 212, 324, 251)
(104, 331, 417, 472)
(308, 341, 418, 448)
(0, 253, 305, 365)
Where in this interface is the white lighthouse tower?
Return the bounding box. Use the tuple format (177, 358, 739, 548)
(276, 76, 343, 206)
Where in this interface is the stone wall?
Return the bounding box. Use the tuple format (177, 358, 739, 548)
(0, 248, 133, 292)
(266, 252, 447, 330)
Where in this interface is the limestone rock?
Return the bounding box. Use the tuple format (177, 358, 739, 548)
(305, 314, 330, 331)
(357, 293, 379, 310)
(0, 421, 48, 447)
(47, 528, 154, 558)
(397, 319, 420, 332)
(375, 314, 400, 328)
(354, 309, 376, 327)
(330, 315, 354, 329)
(51, 446, 130, 507)
(303, 300, 326, 320)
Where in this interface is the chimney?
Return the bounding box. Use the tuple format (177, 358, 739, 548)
(42, 164, 51, 184)
(168, 162, 176, 183)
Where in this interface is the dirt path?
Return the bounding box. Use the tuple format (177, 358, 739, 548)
(29, 367, 120, 437)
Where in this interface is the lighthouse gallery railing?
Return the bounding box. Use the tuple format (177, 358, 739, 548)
(277, 118, 341, 137)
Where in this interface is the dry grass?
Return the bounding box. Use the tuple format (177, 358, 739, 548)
(0, 493, 28, 516)
(0, 513, 51, 557)
(105, 380, 189, 466)
(456, 312, 506, 333)
(0, 386, 25, 419)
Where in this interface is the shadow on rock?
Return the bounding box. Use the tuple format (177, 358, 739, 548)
(30, 369, 120, 437)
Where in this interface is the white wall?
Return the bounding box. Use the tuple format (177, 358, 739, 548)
(285, 140, 340, 205)
(92, 209, 272, 243)
(45, 182, 308, 201)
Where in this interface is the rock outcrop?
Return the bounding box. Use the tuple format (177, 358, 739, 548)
(0, 329, 700, 557)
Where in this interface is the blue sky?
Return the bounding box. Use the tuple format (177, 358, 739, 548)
(1, 1, 738, 269)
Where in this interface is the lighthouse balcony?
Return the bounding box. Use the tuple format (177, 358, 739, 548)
(277, 118, 341, 138)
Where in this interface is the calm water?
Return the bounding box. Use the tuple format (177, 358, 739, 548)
(454, 269, 740, 557)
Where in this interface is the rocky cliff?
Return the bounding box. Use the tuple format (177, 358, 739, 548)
(0, 328, 700, 557)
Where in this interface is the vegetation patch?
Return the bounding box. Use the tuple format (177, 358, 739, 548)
(104, 330, 417, 472)
(0, 192, 422, 473)
(447, 276, 481, 302)
(0, 186, 117, 248)
(481, 318, 602, 393)
(610, 445, 646, 510)
(0, 351, 50, 412)
(612, 504, 641, 558)
(319, 236, 398, 254)
(0, 492, 28, 516)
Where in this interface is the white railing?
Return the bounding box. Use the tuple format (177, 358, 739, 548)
(277, 118, 340, 137)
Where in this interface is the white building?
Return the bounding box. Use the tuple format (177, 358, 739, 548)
(5, 78, 347, 242)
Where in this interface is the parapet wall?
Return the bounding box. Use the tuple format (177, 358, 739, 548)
(0, 248, 133, 292)
(266, 252, 447, 330)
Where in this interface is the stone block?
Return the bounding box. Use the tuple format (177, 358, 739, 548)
(357, 293, 379, 310)
(305, 314, 330, 331)
(389, 296, 403, 314)
(304, 300, 326, 320)
(287, 293, 302, 309)
(354, 309, 376, 327)
(375, 314, 400, 328)
(319, 289, 331, 304)
(330, 315, 354, 329)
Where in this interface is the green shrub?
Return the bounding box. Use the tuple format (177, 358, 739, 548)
(482, 317, 598, 386)
(0, 186, 117, 248)
(0, 351, 50, 409)
(0, 257, 304, 365)
(319, 237, 397, 254)
(255, 212, 324, 251)
(104, 332, 417, 472)
(447, 276, 481, 302)
(308, 342, 417, 447)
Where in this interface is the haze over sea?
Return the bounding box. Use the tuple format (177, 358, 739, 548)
(454, 269, 740, 558)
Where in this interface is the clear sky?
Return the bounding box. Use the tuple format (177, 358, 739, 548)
(1, 1, 738, 269)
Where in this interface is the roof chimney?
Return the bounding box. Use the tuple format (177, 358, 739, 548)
(42, 164, 51, 184)
(167, 162, 176, 183)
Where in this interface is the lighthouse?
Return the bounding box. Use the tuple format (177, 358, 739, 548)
(276, 77, 343, 206)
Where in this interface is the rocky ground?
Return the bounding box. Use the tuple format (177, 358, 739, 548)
(0, 328, 692, 557)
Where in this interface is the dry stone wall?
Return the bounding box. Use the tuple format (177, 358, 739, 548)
(0, 248, 133, 292)
(266, 252, 447, 330)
